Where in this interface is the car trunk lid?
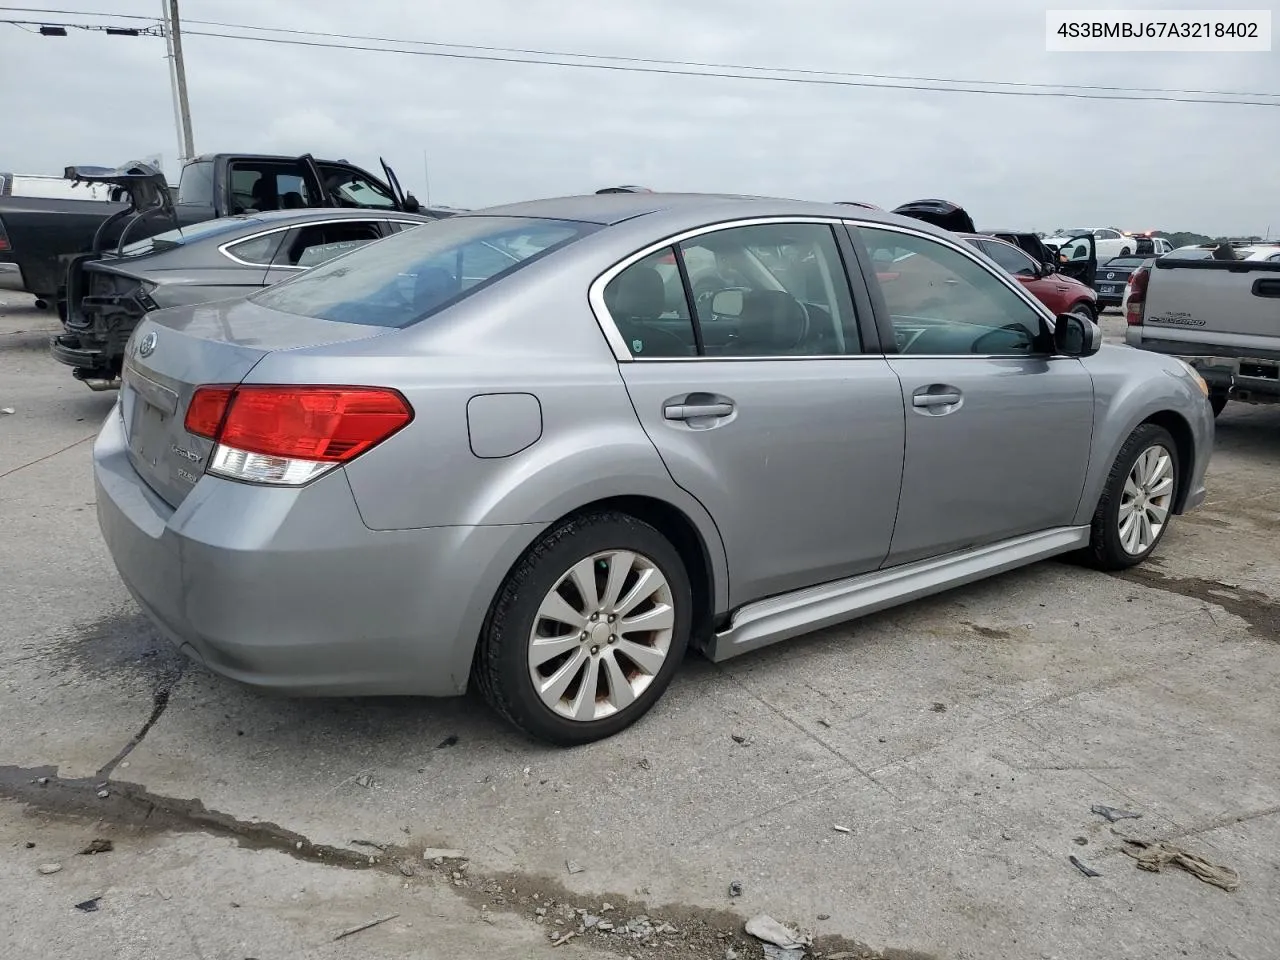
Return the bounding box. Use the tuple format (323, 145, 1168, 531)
(119, 299, 390, 508)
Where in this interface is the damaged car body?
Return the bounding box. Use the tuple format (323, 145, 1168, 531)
(52, 206, 450, 388)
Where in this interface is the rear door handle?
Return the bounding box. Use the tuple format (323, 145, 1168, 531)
(664, 401, 734, 420)
(912, 393, 961, 407)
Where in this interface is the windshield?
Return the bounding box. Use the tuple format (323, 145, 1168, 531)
(118, 217, 259, 257)
(252, 216, 597, 327)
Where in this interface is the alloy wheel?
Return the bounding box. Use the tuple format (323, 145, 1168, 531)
(528, 550, 675, 721)
(1118, 444, 1175, 555)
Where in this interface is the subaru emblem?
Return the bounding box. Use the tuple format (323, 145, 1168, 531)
(137, 331, 157, 358)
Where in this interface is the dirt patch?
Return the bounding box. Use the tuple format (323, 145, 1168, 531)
(0, 765, 934, 960)
(961, 622, 1013, 640)
(1115, 568, 1280, 642)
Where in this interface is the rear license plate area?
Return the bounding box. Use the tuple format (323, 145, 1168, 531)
(1099, 285, 1117, 294)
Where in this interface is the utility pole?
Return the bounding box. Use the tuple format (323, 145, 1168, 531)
(161, 0, 195, 165)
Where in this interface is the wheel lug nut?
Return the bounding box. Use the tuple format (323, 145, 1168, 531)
(608, 635, 616, 644)
(590, 646, 599, 655)
(608, 614, 616, 623)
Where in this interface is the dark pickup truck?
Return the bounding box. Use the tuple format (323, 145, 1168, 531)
(0, 152, 420, 306)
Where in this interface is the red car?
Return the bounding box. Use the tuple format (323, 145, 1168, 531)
(958, 232, 1098, 319)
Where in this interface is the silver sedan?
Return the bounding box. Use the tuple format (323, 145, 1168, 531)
(92, 193, 1214, 744)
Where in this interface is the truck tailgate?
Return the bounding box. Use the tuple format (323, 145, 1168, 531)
(1144, 259, 1280, 351)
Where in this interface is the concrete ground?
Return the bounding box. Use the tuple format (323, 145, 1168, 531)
(2, 295, 1277, 960)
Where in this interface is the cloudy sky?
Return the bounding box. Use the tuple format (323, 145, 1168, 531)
(1, 0, 1277, 234)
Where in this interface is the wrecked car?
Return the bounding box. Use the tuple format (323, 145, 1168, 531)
(52, 207, 450, 388)
(0, 152, 423, 307)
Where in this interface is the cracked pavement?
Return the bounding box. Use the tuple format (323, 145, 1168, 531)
(3, 291, 1279, 960)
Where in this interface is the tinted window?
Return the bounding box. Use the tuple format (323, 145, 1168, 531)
(176, 161, 214, 205)
(603, 248, 696, 358)
(253, 216, 593, 327)
(280, 221, 384, 267)
(223, 230, 284, 265)
(1103, 257, 1144, 269)
(679, 222, 860, 357)
(981, 239, 1038, 277)
(860, 227, 1047, 356)
(228, 162, 314, 213)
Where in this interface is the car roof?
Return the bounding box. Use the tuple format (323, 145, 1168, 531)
(458, 192, 950, 233)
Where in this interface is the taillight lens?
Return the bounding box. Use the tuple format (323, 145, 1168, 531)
(1124, 265, 1150, 326)
(185, 385, 413, 486)
(0, 217, 10, 252)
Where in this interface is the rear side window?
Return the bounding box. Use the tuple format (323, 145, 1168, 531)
(603, 222, 861, 359)
(252, 216, 594, 327)
(980, 239, 1038, 277)
(223, 230, 284, 265)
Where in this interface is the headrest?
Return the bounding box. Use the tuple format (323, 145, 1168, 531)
(607, 264, 665, 319)
(414, 265, 460, 308)
(735, 290, 807, 351)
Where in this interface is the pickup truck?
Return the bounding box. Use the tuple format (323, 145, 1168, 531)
(1123, 245, 1280, 416)
(0, 152, 420, 306)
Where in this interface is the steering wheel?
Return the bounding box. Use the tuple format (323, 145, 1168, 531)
(972, 323, 1034, 354)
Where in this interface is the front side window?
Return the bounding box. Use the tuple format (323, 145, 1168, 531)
(859, 227, 1048, 356)
(253, 216, 593, 328)
(981, 239, 1039, 277)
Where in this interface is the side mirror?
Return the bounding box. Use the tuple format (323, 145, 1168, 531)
(1053, 312, 1102, 357)
(711, 289, 744, 317)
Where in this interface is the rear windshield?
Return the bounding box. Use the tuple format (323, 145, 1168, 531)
(119, 217, 260, 257)
(1165, 248, 1214, 260)
(251, 215, 596, 327)
(1103, 257, 1144, 269)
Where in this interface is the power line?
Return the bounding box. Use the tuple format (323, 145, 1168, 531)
(4, 3, 1279, 101)
(6, 10, 1280, 106)
(179, 29, 1280, 106)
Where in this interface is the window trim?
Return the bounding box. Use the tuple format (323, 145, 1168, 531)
(841, 218, 1060, 360)
(588, 216, 875, 363)
(217, 218, 388, 269)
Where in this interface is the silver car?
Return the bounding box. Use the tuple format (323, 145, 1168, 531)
(93, 193, 1214, 744)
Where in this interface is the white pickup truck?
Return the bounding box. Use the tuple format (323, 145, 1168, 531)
(1124, 243, 1280, 416)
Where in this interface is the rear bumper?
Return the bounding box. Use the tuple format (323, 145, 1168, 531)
(1125, 330, 1280, 402)
(50, 333, 114, 372)
(93, 404, 543, 696)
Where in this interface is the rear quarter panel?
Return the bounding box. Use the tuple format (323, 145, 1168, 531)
(242, 242, 732, 611)
(1072, 345, 1213, 524)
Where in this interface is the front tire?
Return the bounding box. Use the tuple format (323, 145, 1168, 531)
(1086, 423, 1180, 570)
(473, 511, 692, 745)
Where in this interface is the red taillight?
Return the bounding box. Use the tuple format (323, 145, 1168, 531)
(184, 386, 234, 438)
(1125, 266, 1150, 326)
(186, 385, 412, 461)
(0, 218, 10, 252)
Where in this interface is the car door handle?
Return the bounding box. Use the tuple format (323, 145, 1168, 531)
(664, 401, 734, 420)
(912, 393, 961, 407)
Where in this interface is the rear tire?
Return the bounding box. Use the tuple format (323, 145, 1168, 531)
(1085, 423, 1180, 571)
(473, 511, 691, 745)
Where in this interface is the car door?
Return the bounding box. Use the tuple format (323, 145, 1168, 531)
(263, 218, 389, 285)
(602, 219, 906, 608)
(849, 223, 1095, 567)
(979, 238, 1080, 314)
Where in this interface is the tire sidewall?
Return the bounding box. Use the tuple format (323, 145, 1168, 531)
(487, 514, 692, 745)
(1101, 425, 1179, 565)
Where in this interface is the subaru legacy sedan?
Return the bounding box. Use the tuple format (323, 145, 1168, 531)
(93, 193, 1214, 745)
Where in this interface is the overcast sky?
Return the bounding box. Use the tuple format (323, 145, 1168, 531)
(1, 0, 1277, 234)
